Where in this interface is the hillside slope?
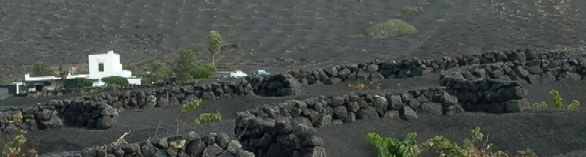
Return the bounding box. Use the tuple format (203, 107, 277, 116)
(1, 0, 585, 82)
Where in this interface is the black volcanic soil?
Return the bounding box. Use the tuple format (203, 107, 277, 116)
(2, 0, 586, 156)
(1, 0, 586, 83)
(0, 76, 583, 156)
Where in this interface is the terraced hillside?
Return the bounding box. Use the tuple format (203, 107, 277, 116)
(1, 0, 586, 83)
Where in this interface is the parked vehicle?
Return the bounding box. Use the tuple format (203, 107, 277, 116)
(253, 70, 270, 76)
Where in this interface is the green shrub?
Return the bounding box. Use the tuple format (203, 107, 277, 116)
(401, 6, 424, 16)
(531, 101, 548, 109)
(193, 112, 222, 125)
(2, 130, 28, 157)
(191, 64, 215, 79)
(173, 50, 216, 81)
(180, 99, 203, 113)
(550, 89, 564, 109)
(142, 62, 172, 83)
(368, 127, 537, 157)
(367, 132, 421, 157)
(102, 76, 129, 87)
(568, 100, 581, 110)
(533, 89, 580, 110)
(367, 19, 418, 39)
(422, 127, 510, 157)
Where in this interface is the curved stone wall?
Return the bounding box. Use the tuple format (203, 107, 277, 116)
(440, 57, 586, 113)
(234, 87, 461, 157)
(41, 132, 254, 157)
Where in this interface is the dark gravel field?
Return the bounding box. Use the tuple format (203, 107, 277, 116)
(1, 0, 586, 82)
(1, 0, 586, 156)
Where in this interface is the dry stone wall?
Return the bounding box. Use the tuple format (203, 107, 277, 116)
(41, 132, 255, 157)
(3, 49, 586, 133)
(440, 56, 586, 113)
(234, 88, 461, 157)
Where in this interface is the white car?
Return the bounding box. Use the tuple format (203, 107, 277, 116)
(254, 70, 270, 76)
(216, 70, 248, 78)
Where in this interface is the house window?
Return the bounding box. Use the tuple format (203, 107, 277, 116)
(98, 63, 104, 72)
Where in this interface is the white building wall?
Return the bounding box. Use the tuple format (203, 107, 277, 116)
(88, 50, 132, 80)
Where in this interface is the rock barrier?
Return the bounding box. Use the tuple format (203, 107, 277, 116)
(41, 132, 255, 157)
(235, 87, 461, 157)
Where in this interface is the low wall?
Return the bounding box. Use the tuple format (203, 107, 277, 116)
(0, 105, 63, 133)
(440, 57, 586, 113)
(41, 132, 255, 157)
(235, 88, 461, 157)
(0, 100, 116, 132)
(4, 49, 586, 133)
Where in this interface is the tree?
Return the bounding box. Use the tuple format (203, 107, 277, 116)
(141, 62, 172, 83)
(173, 50, 216, 81)
(207, 31, 223, 68)
(31, 63, 55, 76)
(173, 50, 199, 81)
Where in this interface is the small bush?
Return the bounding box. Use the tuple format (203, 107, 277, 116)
(531, 101, 548, 109)
(102, 76, 129, 87)
(2, 130, 28, 157)
(532, 89, 580, 110)
(367, 19, 417, 39)
(193, 112, 222, 125)
(568, 100, 581, 110)
(550, 89, 564, 109)
(401, 6, 424, 16)
(367, 132, 421, 157)
(180, 99, 203, 113)
(368, 127, 537, 157)
(173, 50, 216, 81)
(191, 64, 215, 79)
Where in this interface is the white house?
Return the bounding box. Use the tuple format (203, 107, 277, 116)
(87, 50, 141, 86)
(21, 50, 141, 92)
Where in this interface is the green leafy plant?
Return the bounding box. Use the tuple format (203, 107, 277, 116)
(567, 100, 581, 110)
(367, 132, 421, 157)
(532, 89, 580, 110)
(191, 64, 215, 79)
(401, 6, 424, 16)
(550, 89, 564, 109)
(368, 127, 538, 157)
(180, 99, 203, 113)
(141, 62, 172, 83)
(193, 112, 222, 125)
(173, 50, 215, 81)
(102, 76, 129, 87)
(2, 130, 28, 157)
(422, 127, 511, 157)
(367, 19, 417, 39)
